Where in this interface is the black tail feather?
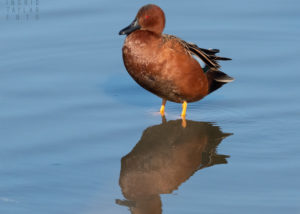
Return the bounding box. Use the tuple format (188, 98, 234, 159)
(206, 68, 234, 93)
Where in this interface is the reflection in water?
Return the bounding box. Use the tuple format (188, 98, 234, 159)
(116, 119, 232, 214)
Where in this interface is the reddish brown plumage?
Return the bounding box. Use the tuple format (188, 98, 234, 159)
(120, 4, 233, 104)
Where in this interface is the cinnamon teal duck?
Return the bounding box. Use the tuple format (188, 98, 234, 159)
(119, 4, 234, 118)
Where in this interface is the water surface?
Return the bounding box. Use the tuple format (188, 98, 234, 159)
(0, 0, 300, 213)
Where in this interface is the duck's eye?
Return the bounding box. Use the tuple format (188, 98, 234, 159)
(145, 15, 150, 19)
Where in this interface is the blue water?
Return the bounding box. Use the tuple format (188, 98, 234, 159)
(0, 0, 300, 213)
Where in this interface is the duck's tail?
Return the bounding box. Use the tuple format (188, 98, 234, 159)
(205, 66, 234, 93)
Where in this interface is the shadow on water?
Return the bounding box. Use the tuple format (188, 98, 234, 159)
(116, 119, 232, 214)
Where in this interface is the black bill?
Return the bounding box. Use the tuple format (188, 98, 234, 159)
(119, 18, 141, 35)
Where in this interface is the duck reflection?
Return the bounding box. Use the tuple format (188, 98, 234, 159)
(116, 119, 232, 214)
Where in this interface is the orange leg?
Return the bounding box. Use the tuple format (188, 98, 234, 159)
(181, 101, 187, 117)
(181, 101, 187, 128)
(160, 98, 167, 116)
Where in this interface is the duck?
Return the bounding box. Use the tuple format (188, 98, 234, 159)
(119, 4, 233, 119)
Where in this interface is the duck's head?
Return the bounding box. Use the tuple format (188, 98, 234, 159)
(119, 4, 165, 36)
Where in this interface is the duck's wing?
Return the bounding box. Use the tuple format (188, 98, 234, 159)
(162, 34, 231, 69)
(162, 34, 234, 83)
(184, 42, 232, 69)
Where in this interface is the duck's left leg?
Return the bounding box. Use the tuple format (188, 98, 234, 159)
(160, 98, 167, 116)
(181, 101, 187, 117)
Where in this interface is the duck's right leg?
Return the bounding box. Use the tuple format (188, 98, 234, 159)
(160, 98, 167, 116)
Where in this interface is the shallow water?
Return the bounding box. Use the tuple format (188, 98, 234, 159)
(1, 0, 300, 213)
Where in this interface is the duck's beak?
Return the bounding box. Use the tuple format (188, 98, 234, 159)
(119, 18, 141, 35)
